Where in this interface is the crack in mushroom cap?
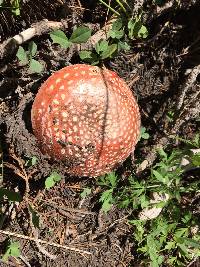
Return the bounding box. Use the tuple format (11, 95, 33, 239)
(31, 64, 141, 177)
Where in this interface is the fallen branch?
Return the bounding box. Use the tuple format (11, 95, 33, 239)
(0, 229, 91, 256)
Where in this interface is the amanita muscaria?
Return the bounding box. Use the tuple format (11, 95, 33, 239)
(31, 64, 141, 177)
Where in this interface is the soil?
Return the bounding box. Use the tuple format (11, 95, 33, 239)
(0, 0, 200, 266)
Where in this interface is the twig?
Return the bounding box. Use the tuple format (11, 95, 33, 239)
(101, 214, 130, 232)
(42, 200, 95, 215)
(97, 212, 130, 234)
(19, 255, 31, 267)
(0, 229, 91, 255)
(29, 208, 57, 260)
(176, 65, 200, 110)
(187, 257, 199, 267)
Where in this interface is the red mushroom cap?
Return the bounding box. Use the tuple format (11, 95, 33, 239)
(31, 64, 140, 177)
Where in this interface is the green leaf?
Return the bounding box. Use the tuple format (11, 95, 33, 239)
(152, 170, 164, 182)
(0, 188, 22, 202)
(79, 50, 93, 59)
(139, 127, 150, 140)
(80, 188, 92, 198)
(101, 198, 112, 212)
(177, 242, 189, 256)
(32, 156, 37, 165)
(12, 7, 20, 16)
(193, 133, 200, 147)
(107, 172, 117, 187)
(16, 46, 28, 65)
(100, 44, 117, 59)
(192, 153, 200, 166)
(45, 172, 61, 189)
(50, 30, 71, 48)
(174, 228, 188, 238)
(118, 41, 130, 51)
(181, 212, 192, 223)
(99, 188, 114, 212)
(79, 50, 99, 64)
(142, 132, 150, 139)
(10, 242, 20, 257)
(108, 29, 124, 39)
(138, 25, 148, 38)
(45, 176, 55, 189)
(95, 40, 109, 54)
(140, 194, 149, 209)
(28, 41, 37, 57)
(158, 148, 168, 160)
(51, 171, 62, 182)
(178, 237, 200, 248)
(164, 241, 175, 250)
(25, 156, 38, 167)
(2, 241, 20, 262)
(31, 156, 37, 165)
(97, 175, 107, 186)
(99, 189, 113, 203)
(29, 59, 43, 73)
(112, 18, 123, 31)
(29, 205, 40, 229)
(70, 26, 92, 44)
(128, 18, 148, 39)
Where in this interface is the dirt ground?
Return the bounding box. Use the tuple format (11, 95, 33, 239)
(0, 0, 200, 266)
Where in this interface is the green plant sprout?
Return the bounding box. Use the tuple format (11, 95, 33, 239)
(16, 41, 43, 73)
(139, 126, 150, 140)
(25, 156, 38, 167)
(45, 171, 62, 189)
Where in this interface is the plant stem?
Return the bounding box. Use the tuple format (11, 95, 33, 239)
(99, 0, 120, 16)
(115, 0, 126, 13)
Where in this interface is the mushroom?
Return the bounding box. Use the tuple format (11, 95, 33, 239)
(31, 64, 141, 177)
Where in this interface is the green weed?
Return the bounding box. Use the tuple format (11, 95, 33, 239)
(98, 172, 117, 212)
(16, 41, 44, 73)
(139, 127, 150, 140)
(79, 15, 148, 64)
(96, 137, 200, 266)
(45, 171, 62, 189)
